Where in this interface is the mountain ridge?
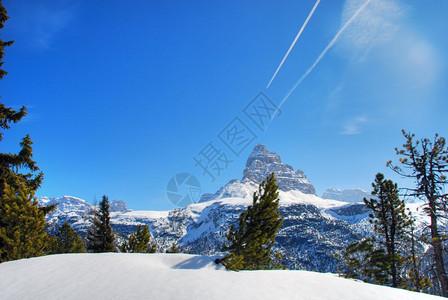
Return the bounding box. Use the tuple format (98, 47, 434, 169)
(39, 144, 377, 271)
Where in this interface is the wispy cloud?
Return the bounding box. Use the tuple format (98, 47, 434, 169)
(325, 82, 346, 113)
(339, 0, 406, 59)
(340, 0, 440, 88)
(12, 0, 78, 49)
(35, 4, 77, 48)
(388, 32, 441, 89)
(342, 116, 368, 135)
(274, 0, 373, 116)
(342, 0, 405, 45)
(266, 0, 321, 88)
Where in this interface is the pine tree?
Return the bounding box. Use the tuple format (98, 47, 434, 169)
(387, 130, 448, 296)
(86, 195, 117, 253)
(0, 183, 51, 262)
(120, 224, 156, 253)
(0, 0, 14, 81)
(51, 222, 86, 254)
(0, 1, 41, 196)
(218, 173, 284, 271)
(341, 238, 390, 284)
(364, 173, 412, 287)
(0, 1, 54, 262)
(401, 222, 431, 292)
(166, 243, 179, 253)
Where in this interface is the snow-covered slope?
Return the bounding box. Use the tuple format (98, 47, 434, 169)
(178, 184, 367, 271)
(321, 188, 371, 203)
(0, 253, 440, 300)
(43, 196, 138, 238)
(42, 196, 94, 237)
(38, 145, 376, 271)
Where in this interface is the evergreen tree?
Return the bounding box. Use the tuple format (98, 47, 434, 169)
(0, 134, 44, 197)
(341, 238, 390, 284)
(0, 1, 54, 262)
(166, 243, 179, 253)
(120, 224, 156, 253)
(218, 173, 284, 271)
(86, 195, 117, 253)
(388, 130, 448, 296)
(401, 222, 431, 293)
(0, 0, 42, 197)
(0, 0, 14, 81)
(0, 183, 51, 262)
(364, 173, 412, 287)
(51, 222, 85, 254)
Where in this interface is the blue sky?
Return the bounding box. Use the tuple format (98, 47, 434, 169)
(1, 0, 447, 210)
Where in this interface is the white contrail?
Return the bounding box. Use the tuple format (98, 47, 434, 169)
(274, 0, 373, 115)
(266, 0, 321, 88)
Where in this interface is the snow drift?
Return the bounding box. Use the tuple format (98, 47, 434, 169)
(0, 253, 441, 299)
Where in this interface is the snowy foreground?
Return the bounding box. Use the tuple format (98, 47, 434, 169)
(0, 253, 441, 300)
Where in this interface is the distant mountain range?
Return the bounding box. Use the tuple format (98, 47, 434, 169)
(321, 187, 371, 203)
(39, 144, 426, 272)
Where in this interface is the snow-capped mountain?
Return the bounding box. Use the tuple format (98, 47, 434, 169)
(321, 188, 371, 203)
(43, 196, 132, 238)
(109, 200, 130, 213)
(178, 189, 368, 271)
(39, 144, 374, 271)
(42, 196, 94, 237)
(242, 144, 316, 194)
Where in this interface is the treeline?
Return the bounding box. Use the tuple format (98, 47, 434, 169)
(2, 0, 448, 297)
(0, 1, 52, 262)
(84, 195, 167, 254)
(336, 171, 430, 292)
(334, 131, 448, 297)
(215, 131, 448, 298)
(0, 1, 171, 260)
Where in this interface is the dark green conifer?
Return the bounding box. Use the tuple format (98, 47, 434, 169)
(0, 0, 42, 196)
(51, 222, 86, 254)
(342, 238, 390, 284)
(388, 131, 448, 296)
(0, 0, 14, 80)
(364, 173, 412, 287)
(0, 1, 54, 262)
(401, 222, 431, 292)
(0, 183, 51, 262)
(86, 195, 117, 253)
(166, 243, 179, 253)
(218, 173, 284, 271)
(121, 224, 156, 253)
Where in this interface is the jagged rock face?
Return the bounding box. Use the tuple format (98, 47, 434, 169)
(39, 196, 190, 251)
(276, 204, 360, 271)
(38, 191, 372, 271)
(330, 204, 370, 216)
(242, 144, 316, 195)
(41, 196, 93, 215)
(109, 200, 130, 213)
(322, 188, 370, 203)
(42, 196, 94, 238)
(199, 179, 258, 203)
(180, 201, 362, 272)
(37, 144, 382, 271)
(111, 209, 192, 251)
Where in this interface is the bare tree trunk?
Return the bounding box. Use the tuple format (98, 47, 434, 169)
(410, 225, 422, 292)
(429, 206, 448, 297)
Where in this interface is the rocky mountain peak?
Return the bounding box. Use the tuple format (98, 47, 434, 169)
(242, 144, 316, 195)
(110, 200, 131, 213)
